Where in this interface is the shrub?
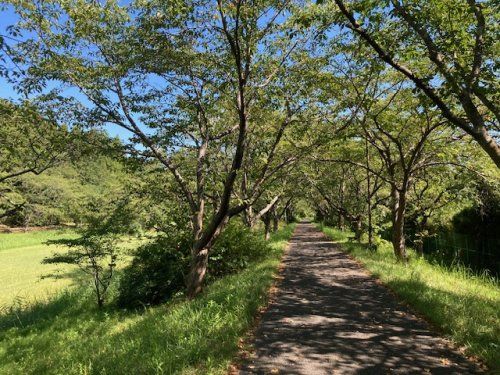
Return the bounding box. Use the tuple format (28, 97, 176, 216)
(208, 222, 269, 279)
(117, 232, 191, 308)
(117, 221, 270, 308)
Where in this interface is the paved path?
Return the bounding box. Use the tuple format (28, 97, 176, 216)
(241, 223, 482, 374)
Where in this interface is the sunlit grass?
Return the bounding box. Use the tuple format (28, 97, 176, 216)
(0, 223, 295, 374)
(0, 230, 145, 310)
(0, 230, 80, 310)
(0, 229, 77, 252)
(320, 224, 500, 371)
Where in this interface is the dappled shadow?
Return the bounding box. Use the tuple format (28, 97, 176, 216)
(39, 267, 87, 284)
(0, 287, 113, 333)
(241, 224, 483, 374)
(0, 225, 488, 374)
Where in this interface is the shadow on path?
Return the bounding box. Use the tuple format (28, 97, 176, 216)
(241, 224, 482, 374)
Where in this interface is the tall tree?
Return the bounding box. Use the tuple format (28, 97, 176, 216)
(3, 0, 307, 296)
(355, 90, 455, 260)
(0, 99, 78, 219)
(326, 0, 500, 167)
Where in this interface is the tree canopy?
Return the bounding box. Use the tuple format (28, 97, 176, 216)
(0, 0, 498, 295)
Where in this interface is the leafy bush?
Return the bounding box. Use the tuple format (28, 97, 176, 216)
(117, 221, 270, 308)
(117, 232, 191, 308)
(208, 221, 269, 279)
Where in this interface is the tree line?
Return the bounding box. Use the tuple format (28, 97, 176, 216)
(1, 0, 498, 299)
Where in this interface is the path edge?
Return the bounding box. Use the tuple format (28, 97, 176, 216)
(318, 227, 490, 373)
(227, 226, 297, 375)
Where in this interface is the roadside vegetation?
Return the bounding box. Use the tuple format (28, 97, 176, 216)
(321, 225, 500, 371)
(0, 224, 294, 374)
(0, 0, 499, 373)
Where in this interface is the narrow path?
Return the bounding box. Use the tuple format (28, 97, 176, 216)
(241, 223, 482, 374)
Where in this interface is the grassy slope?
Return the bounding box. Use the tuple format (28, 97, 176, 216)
(0, 224, 295, 375)
(320, 225, 500, 371)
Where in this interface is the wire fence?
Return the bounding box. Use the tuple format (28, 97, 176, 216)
(423, 232, 500, 278)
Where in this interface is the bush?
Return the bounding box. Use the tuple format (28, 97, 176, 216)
(117, 221, 270, 308)
(208, 221, 269, 279)
(117, 233, 191, 308)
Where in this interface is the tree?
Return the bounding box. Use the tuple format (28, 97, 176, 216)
(0, 100, 68, 184)
(0, 101, 128, 226)
(405, 168, 468, 256)
(359, 90, 454, 260)
(0, 99, 75, 220)
(4, 0, 309, 297)
(309, 70, 460, 260)
(327, 0, 500, 167)
(45, 233, 118, 308)
(306, 160, 368, 238)
(43, 200, 136, 308)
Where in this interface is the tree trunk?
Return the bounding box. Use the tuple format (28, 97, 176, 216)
(337, 213, 344, 231)
(93, 274, 104, 308)
(470, 125, 500, 168)
(263, 214, 271, 240)
(272, 211, 279, 233)
(458, 93, 500, 168)
(365, 136, 374, 249)
(367, 207, 373, 249)
(391, 186, 408, 262)
(354, 218, 362, 241)
(186, 216, 228, 298)
(416, 240, 424, 257)
(338, 177, 345, 229)
(285, 206, 293, 223)
(186, 246, 210, 298)
(243, 206, 254, 227)
(265, 224, 271, 240)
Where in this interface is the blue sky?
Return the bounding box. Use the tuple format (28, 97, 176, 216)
(0, 4, 131, 141)
(0, 5, 19, 100)
(1, 2, 322, 143)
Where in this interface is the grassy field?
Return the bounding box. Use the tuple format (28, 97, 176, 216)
(0, 230, 144, 311)
(320, 224, 500, 371)
(0, 229, 80, 310)
(0, 224, 295, 374)
(0, 229, 76, 252)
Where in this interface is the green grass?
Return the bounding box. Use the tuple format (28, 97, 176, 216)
(0, 230, 145, 310)
(0, 229, 77, 252)
(0, 230, 80, 310)
(320, 224, 500, 371)
(0, 223, 295, 374)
